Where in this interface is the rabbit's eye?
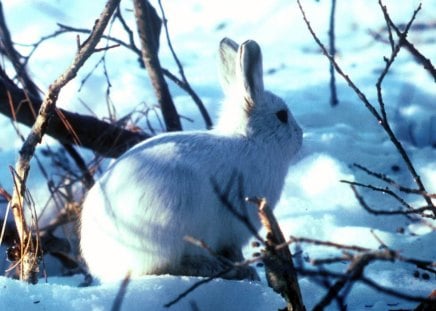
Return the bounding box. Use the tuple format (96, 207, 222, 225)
(276, 109, 288, 124)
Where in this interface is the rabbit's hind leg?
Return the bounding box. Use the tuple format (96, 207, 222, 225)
(174, 247, 259, 280)
(173, 254, 227, 278)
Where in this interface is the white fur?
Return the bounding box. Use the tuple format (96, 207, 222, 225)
(80, 38, 302, 282)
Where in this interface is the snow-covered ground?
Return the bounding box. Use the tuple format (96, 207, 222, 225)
(0, 0, 435, 310)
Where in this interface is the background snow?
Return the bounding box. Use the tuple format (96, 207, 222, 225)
(0, 0, 435, 310)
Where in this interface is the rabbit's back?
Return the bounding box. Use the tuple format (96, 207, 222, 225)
(80, 131, 287, 280)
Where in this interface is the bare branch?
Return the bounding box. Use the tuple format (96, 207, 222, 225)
(296, 0, 383, 124)
(349, 184, 436, 219)
(379, 2, 436, 81)
(373, 2, 434, 211)
(302, 266, 436, 305)
(352, 163, 436, 199)
(8, 0, 121, 283)
(53, 16, 209, 130)
(157, 0, 212, 129)
(256, 198, 305, 311)
(297, 0, 434, 214)
(0, 69, 149, 158)
(133, 0, 181, 132)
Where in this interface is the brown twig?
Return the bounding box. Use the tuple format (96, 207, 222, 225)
(342, 179, 414, 208)
(8, 0, 121, 283)
(296, 0, 382, 123)
(297, 267, 435, 304)
(256, 198, 306, 311)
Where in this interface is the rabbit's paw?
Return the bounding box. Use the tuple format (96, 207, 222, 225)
(177, 254, 259, 281)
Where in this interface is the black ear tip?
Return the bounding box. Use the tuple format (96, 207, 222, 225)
(241, 40, 261, 60)
(220, 37, 239, 52)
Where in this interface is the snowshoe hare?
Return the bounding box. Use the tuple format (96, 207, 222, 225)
(80, 38, 302, 282)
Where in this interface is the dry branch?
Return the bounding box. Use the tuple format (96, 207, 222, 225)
(157, 0, 212, 129)
(133, 0, 182, 132)
(45, 8, 209, 129)
(8, 0, 121, 283)
(378, 3, 436, 81)
(256, 198, 305, 311)
(0, 69, 149, 158)
(0, 0, 151, 160)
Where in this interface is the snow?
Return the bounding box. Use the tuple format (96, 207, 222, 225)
(0, 275, 284, 311)
(0, 0, 435, 310)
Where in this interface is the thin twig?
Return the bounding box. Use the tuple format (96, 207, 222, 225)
(52, 19, 210, 128)
(157, 0, 212, 129)
(376, 1, 434, 213)
(164, 267, 233, 308)
(341, 180, 414, 209)
(298, 267, 436, 304)
(114, 6, 140, 53)
(211, 174, 265, 244)
(352, 163, 436, 199)
(296, 0, 383, 124)
(380, 2, 436, 81)
(297, 0, 434, 215)
(349, 185, 435, 219)
(290, 236, 371, 253)
(111, 272, 131, 311)
(0, 65, 149, 157)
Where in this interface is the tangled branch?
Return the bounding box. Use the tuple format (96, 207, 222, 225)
(7, 0, 121, 283)
(297, 0, 434, 216)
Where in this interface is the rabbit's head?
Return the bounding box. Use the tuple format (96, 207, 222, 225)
(215, 38, 302, 159)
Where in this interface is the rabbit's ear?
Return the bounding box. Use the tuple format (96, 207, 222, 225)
(219, 38, 239, 91)
(238, 40, 264, 104)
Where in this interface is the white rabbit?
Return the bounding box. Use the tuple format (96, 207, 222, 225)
(80, 38, 302, 282)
